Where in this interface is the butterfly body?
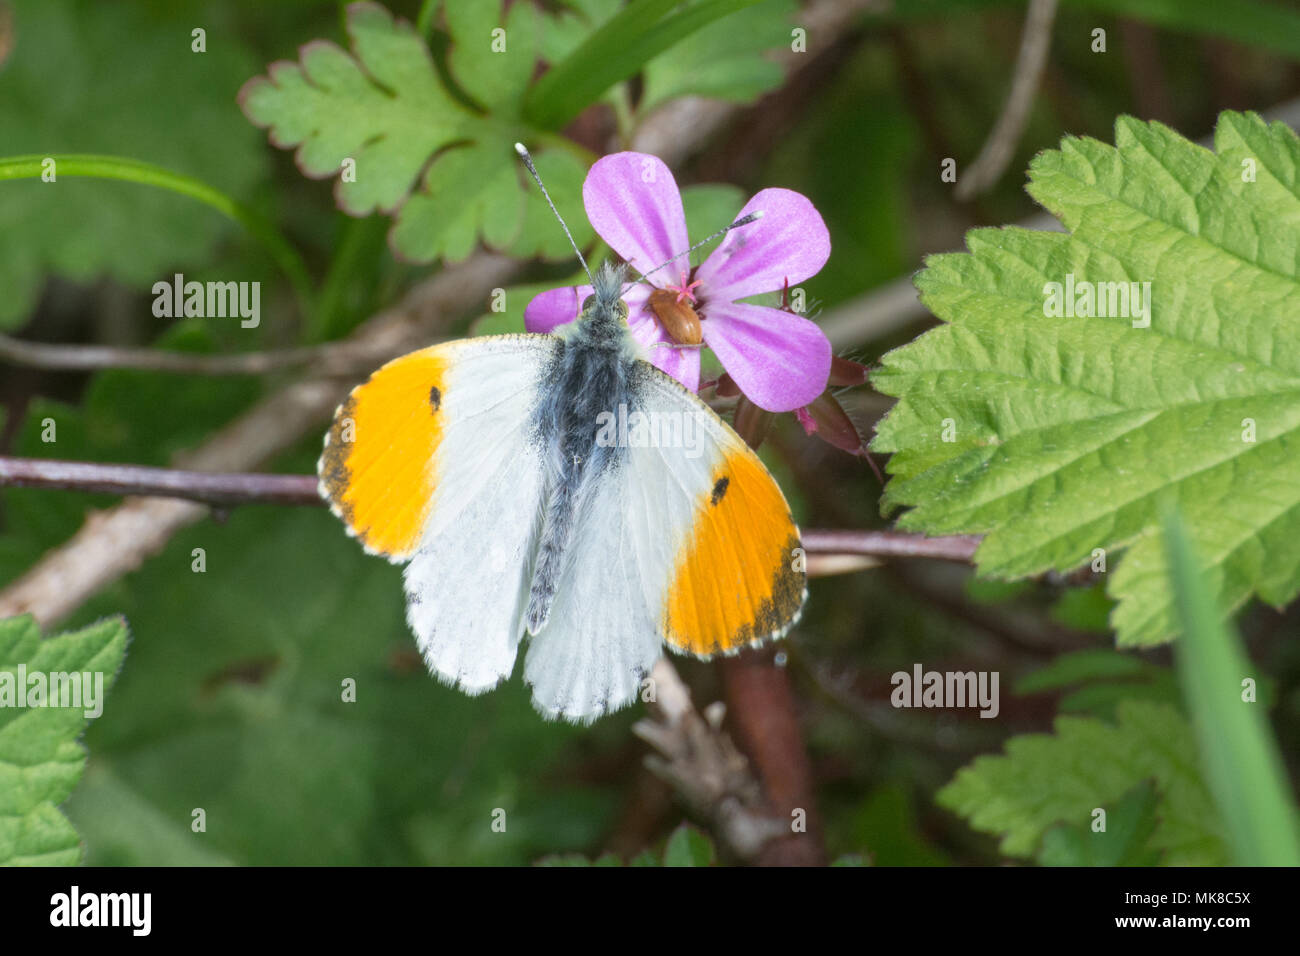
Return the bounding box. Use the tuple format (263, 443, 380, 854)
(319, 261, 806, 722)
(526, 262, 639, 634)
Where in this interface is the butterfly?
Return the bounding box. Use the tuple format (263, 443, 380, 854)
(317, 146, 806, 723)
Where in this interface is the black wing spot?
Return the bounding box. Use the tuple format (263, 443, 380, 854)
(710, 476, 730, 506)
(429, 386, 441, 412)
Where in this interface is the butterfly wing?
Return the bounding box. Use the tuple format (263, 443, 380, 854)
(523, 360, 806, 721)
(319, 334, 558, 693)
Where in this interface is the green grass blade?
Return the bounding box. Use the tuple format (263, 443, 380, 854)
(1162, 510, 1300, 866)
(524, 0, 762, 130)
(0, 153, 315, 320)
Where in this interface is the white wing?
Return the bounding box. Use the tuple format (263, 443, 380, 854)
(320, 334, 558, 695)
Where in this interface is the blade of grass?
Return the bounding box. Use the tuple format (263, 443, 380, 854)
(524, 0, 763, 131)
(1162, 509, 1300, 866)
(0, 153, 315, 320)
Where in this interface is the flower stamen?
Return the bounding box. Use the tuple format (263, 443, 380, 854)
(663, 270, 703, 305)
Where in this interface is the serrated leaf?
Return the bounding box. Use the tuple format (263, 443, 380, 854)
(239, 2, 594, 265)
(444, 0, 537, 112)
(1037, 781, 1161, 867)
(240, 4, 465, 217)
(872, 111, 1300, 646)
(936, 700, 1226, 865)
(0, 614, 128, 865)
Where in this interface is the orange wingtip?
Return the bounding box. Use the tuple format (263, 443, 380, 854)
(318, 348, 448, 561)
(663, 446, 806, 656)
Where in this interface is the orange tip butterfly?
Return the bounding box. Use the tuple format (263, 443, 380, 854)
(318, 145, 805, 723)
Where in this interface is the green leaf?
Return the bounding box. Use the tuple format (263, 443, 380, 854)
(1163, 510, 1300, 866)
(1014, 648, 1179, 720)
(444, 0, 538, 112)
(240, 3, 466, 218)
(1015, 649, 1152, 694)
(240, 2, 593, 265)
(524, 0, 765, 130)
(1037, 781, 1161, 867)
(1049, 582, 1114, 634)
(872, 111, 1300, 647)
(936, 700, 1227, 864)
(662, 823, 716, 866)
(0, 0, 267, 329)
(638, 0, 793, 113)
(843, 785, 948, 866)
(0, 614, 128, 866)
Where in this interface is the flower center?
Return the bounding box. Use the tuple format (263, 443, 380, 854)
(663, 269, 703, 305)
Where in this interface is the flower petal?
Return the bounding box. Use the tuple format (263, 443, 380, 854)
(627, 301, 701, 392)
(584, 152, 690, 278)
(695, 188, 830, 301)
(524, 284, 591, 333)
(701, 301, 831, 412)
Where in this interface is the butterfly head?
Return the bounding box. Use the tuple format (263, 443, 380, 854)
(575, 260, 631, 344)
(585, 261, 628, 314)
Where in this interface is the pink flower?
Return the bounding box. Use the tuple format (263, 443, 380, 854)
(524, 152, 833, 413)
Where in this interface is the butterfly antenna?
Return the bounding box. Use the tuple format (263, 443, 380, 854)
(514, 143, 594, 286)
(628, 211, 764, 289)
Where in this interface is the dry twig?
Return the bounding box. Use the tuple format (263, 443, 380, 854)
(633, 659, 789, 862)
(954, 0, 1059, 200)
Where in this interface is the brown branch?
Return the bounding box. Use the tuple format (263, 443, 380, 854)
(954, 0, 1059, 200)
(0, 456, 981, 563)
(801, 528, 980, 563)
(0, 457, 322, 507)
(720, 648, 824, 865)
(0, 333, 402, 377)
